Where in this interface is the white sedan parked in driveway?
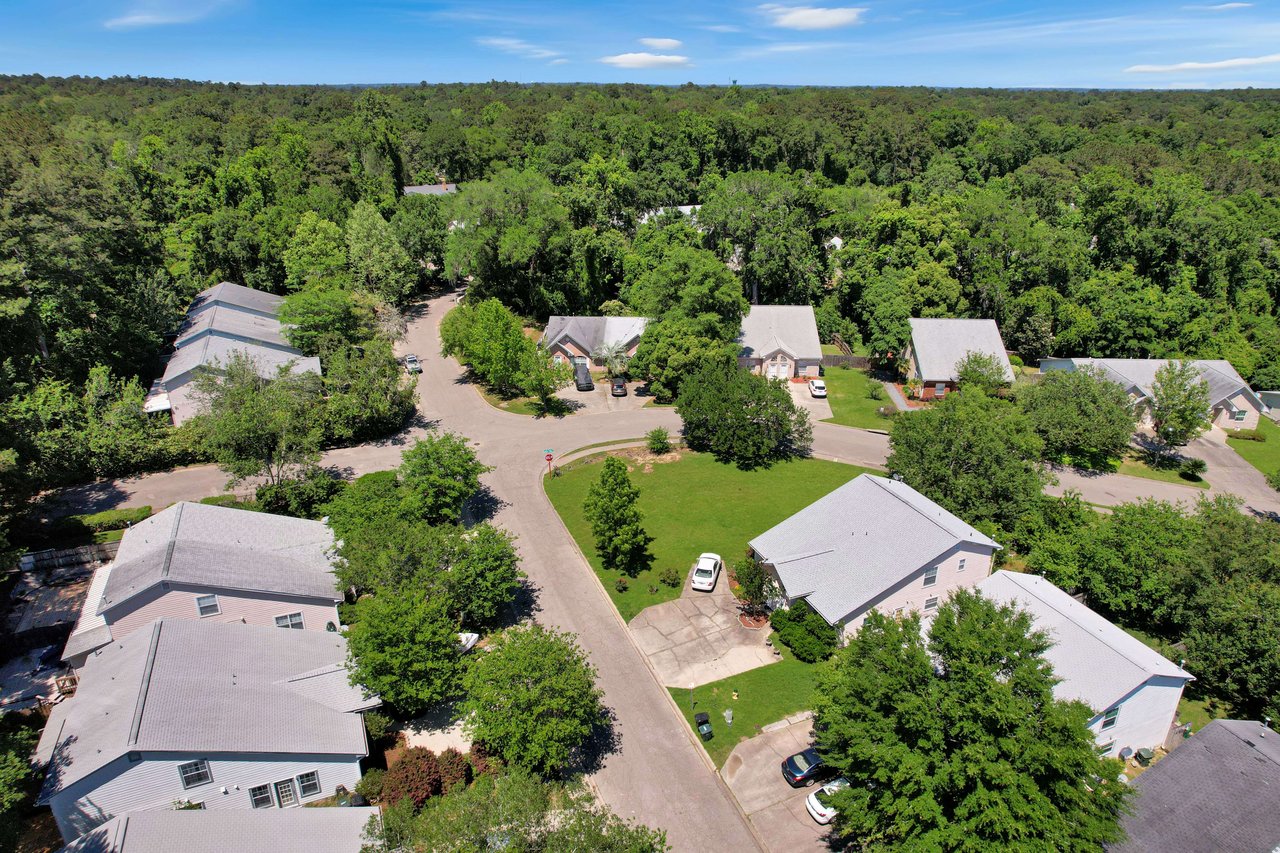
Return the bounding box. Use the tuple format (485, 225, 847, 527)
(690, 553, 723, 592)
(805, 777, 849, 825)
(808, 379, 827, 398)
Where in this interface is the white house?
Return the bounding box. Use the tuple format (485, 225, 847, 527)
(979, 571, 1193, 757)
(58, 807, 381, 853)
(37, 620, 378, 842)
(1038, 357, 1267, 431)
(736, 305, 823, 380)
(749, 473, 1000, 637)
(903, 318, 1013, 399)
(62, 503, 342, 669)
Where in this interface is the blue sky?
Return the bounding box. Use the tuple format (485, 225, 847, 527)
(2, 1, 1279, 88)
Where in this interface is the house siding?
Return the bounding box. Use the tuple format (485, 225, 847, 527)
(50, 752, 364, 842)
(1213, 389, 1263, 430)
(739, 355, 821, 379)
(1088, 674, 1188, 756)
(103, 586, 339, 647)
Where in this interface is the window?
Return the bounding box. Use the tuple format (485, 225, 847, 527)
(249, 785, 274, 809)
(297, 771, 321, 797)
(178, 760, 212, 789)
(924, 596, 939, 611)
(195, 595, 219, 617)
(923, 567, 938, 587)
(1101, 707, 1120, 730)
(274, 612, 304, 630)
(274, 779, 298, 808)
(1096, 741, 1116, 756)
(126, 751, 141, 763)
(935, 383, 946, 396)
(958, 559, 967, 572)
(1234, 409, 1247, 422)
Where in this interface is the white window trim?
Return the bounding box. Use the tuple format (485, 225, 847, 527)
(275, 612, 304, 629)
(178, 760, 212, 789)
(195, 594, 220, 618)
(249, 784, 274, 809)
(297, 770, 321, 798)
(1100, 707, 1120, 730)
(923, 567, 939, 587)
(924, 596, 939, 611)
(274, 778, 299, 808)
(958, 558, 967, 572)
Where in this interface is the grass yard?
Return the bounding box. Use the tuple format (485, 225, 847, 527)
(668, 642, 819, 767)
(1117, 453, 1209, 489)
(477, 386, 540, 416)
(1225, 416, 1280, 477)
(545, 451, 875, 621)
(821, 367, 894, 430)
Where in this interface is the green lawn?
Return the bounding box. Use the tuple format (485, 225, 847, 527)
(820, 344, 842, 355)
(668, 642, 819, 767)
(1177, 696, 1228, 734)
(545, 451, 875, 621)
(821, 367, 893, 430)
(478, 386, 539, 416)
(1117, 453, 1209, 489)
(1225, 416, 1280, 477)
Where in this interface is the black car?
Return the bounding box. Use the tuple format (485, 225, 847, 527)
(611, 378, 627, 397)
(574, 363, 594, 391)
(781, 748, 827, 787)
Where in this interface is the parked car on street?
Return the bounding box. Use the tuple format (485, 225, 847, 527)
(808, 379, 827, 398)
(690, 553, 723, 592)
(404, 353, 422, 374)
(611, 377, 628, 397)
(574, 363, 594, 391)
(781, 747, 827, 787)
(805, 777, 849, 824)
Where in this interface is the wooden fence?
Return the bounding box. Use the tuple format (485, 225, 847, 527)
(821, 355, 871, 369)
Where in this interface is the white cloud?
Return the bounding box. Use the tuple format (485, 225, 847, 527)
(759, 4, 867, 30)
(1182, 2, 1252, 8)
(599, 52, 692, 68)
(1125, 51, 1280, 72)
(703, 24, 743, 32)
(104, 0, 228, 29)
(549, 58, 570, 65)
(476, 36, 561, 60)
(639, 37, 683, 49)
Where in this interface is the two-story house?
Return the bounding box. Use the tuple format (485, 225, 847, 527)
(62, 502, 342, 670)
(58, 807, 380, 853)
(37, 619, 379, 843)
(748, 473, 1000, 637)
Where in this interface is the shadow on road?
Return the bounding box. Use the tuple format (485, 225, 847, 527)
(43, 479, 131, 517)
(465, 484, 508, 524)
(567, 704, 623, 778)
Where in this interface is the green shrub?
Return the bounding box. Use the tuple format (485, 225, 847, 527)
(381, 748, 442, 811)
(1009, 354, 1025, 367)
(199, 494, 248, 508)
(1227, 428, 1266, 442)
(646, 427, 671, 455)
(658, 565, 681, 587)
(769, 600, 839, 663)
(363, 710, 394, 743)
(866, 381, 885, 401)
(614, 576, 629, 593)
(1179, 457, 1208, 478)
(255, 467, 346, 519)
(355, 768, 386, 803)
(468, 742, 498, 777)
(59, 505, 153, 536)
(1267, 469, 1280, 492)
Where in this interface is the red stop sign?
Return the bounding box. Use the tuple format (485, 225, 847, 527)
(545, 453, 553, 462)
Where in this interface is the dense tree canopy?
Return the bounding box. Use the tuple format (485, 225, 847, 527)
(1018, 366, 1138, 463)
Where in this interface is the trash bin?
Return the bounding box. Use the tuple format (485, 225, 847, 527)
(694, 712, 713, 741)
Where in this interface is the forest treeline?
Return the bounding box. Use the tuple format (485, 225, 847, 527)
(2, 75, 1280, 550)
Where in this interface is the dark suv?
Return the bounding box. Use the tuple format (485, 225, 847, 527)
(574, 363, 594, 391)
(781, 748, 827, 787)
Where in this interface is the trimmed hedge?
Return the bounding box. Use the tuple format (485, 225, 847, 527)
(55, 505, 153, 537)
(1227, 428, 1267, 442)
(769, 600, 839, 663)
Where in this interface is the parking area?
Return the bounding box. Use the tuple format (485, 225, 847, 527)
(788, 380, 834, 422)
(629, 574, 779, 688)
(555, 378, 653, 415)
(722, 717, 831, 852)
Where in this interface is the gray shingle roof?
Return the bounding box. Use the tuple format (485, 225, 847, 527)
(978, 571, 1191, 713)
(188, 282, 284, 317)
(749, 474, 1000, 624)
(907, 318, 1014, 383)
(176, 305, 291, 349)
(37, 620, 377, 798)
(737, 305, 822, 361)
(98, 503, 339, 615)
(1109, 720, 1280, 853)
(58, 807, 379, 853)
(540, 316, 648, 354)
(1050, 358, 1262, 411)
(160, 336, 321, 387)
(403, 183, 458, 195)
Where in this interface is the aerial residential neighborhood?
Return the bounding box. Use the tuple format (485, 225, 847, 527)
(4, 7, 1280, 853)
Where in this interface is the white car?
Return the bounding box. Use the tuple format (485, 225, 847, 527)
(805, 777, 849, 825)
(808, 379, 827, 398)
(690, 553, 723, 592)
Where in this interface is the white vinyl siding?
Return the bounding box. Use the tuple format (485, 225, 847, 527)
(106, 586, 339, 644)
(1101, 707, 1120, 730)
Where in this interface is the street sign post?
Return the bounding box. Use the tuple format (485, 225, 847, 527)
(545, 452, 554, 475)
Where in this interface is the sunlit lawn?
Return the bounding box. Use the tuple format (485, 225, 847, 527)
(821, 367, 893, 430)
(1225, 416, 1280, 477)
(1117, 452, 1209, 489)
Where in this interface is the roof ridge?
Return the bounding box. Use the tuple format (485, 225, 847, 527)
(1217, 721, 1280, 765)
(128, 623, 164, 747)
(867, 476, 972, 543)
(160, 503, 185, 579)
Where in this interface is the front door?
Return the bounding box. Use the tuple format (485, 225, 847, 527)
(274, 778, 298, 807)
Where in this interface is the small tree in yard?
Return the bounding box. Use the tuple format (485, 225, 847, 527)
(518, 346, 573, 408)
(955, 350, 1012, 393)
(732, 554, 776, 617)
(646, 427, 670, 455)
(584, 457, 653, 575)
(381, 748, 443, 811)
(678, 361, 812, 469)
(399, 431, 491, 523)
(346, 592, 463, 716)
(1019, 366, 1137, 465)
(591, 339, 630, 378)
(1150, 360, 1210, 447)
(458, 624, 605, 777)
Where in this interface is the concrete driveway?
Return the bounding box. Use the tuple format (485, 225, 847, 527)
(788, 380, 834, 422)
(557, 379, 652, 416)
(722, 718, 831, 853)
(629, 576, 779, 688)
(1184, 428, 1280, 518)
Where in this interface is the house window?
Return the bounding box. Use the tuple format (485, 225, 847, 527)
(924, 596, 939, 611)
(249, 785, 274, 809)
(297, 771, 321, 798)
(178, 760, 212, 789)
(1096, 741, 1116, 756)
(1101, 707, 1120, 730)
(275, 612, 304, 630)
(935, 383, 946, 396)
(1233, 410, 1247, 422)
(195, 594, 220, 617)
(552, 354, 564, 365)
(923, 567, 938, 587)
(274, 779, 298, 808)
(958, 559, 967, 572)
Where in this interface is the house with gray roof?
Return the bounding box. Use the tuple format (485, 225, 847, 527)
(62, 503, 341, 669)
(37, 619, 377, 843)
(1039, 357, 1267, 431)
(540, 316, 649, 366)
(737, 305, 823, 380)
(749, 473, 1000, 636)
(145, 282, 321, 426)
(58, 807, 380, 853)
(403, 181, 458, 196)
(1109, 719, 1280, 853)
(979, 570, 1193, 756)
(903, 317, 1013, 399)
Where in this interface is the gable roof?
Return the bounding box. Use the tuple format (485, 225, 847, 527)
(737, 305, 822, 361)
(37, 620, 377, 798)
(1048, 358, 1263, 411)
(97, 502, 339, 615)
(1110, 720, 1280, 853)
(187, 282, 284, 317)
(404, 182, 458, 195)
(978, 571, 1192, 713)
(175, 305, 292, 349)
(160, 336, 321, 387)
(540, 316, 648, 354)
(749, 474, 999, 625)
(907, 318, 1013, 383)
(59, 808, 380, 853)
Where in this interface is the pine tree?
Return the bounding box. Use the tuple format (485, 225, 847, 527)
(583, 457, 652, 575)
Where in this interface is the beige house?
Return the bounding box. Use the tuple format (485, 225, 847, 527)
(736, 305, 823, 379)
(903, 318, 1013, 400)
(540, 316, 648, 367)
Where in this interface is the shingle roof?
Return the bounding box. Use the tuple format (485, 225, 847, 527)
(37, 620, 377, 798)
(540, 316, 648, 354)
(59, 806, 379, 853)
(749, 474, 1000, 625)
(1052, 358, 1262, 411)
(62, 564, 115, 662)
(403, 183, 458, 195)
(1109, 720, 1280, 853)
(979, 571, 1191, 713)
(160, 336, 321, 387)
(98, 503, 339, 615)
(907, 318, 1014, 383)
(175, 305, 292, 349)
(737, 306, 822, 361)
(188, 282, 284, 317)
